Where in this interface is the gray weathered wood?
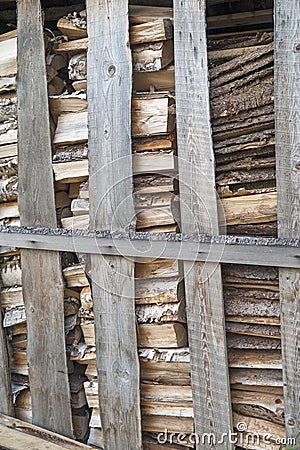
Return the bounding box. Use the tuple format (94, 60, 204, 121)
(174, 1, 233, 448)
(0, 226, 299, 268)
(275, 0, 300, 442)
(17, 0, 73, 437)
(0, 309, 14, 416)
(86, 1, 142, 449)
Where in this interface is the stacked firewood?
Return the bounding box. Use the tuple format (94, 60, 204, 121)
(52, 7, 192, 447)
(208, 31, 276, 237)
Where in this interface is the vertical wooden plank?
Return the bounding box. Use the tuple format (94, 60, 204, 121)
(0, 310, 14, 416)
(275, 0, 300, 442)
(86, 1, 142, 449)
(174, 1, 233, 448)
(17, 0, 73, 437)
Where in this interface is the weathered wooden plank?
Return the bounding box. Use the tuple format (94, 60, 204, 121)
(17, 0, 73, 437)
(86, 1, 142, 449)
(0, 414, 93, 450)
(275, 0, 300, 442)
(0, 310, 14, 416)
(0, 227, 299, 268)
(174, 1, 233, 448)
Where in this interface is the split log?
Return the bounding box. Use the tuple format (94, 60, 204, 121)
(228, 349, 282, 369)
(0, 286, 23, 309)
(133, 40, 173, 72)
(0, 96, 17, 123)
(142, 415, 194, 434)
(138, 323, 187, 348)
(232, 412, 285, 444)
(221, 192, 277, 225)
(136, 300, 186, 325)
(0, 176, 18, 203)
(230, 369, 283, 387)
(227, 334, 280, 350)
(135, 277, 180, 305)
(63, 265, 89, 287)
(0, 76, 16, 94)
(226, 322, 280, 338)
(130, 19, 173, 45)
(231, 390, 284, 425)
(135, 259, 178, 279)
(0, 31, 17, 77)
(81, 321, 187, 348)
(57, 18, 87, 40)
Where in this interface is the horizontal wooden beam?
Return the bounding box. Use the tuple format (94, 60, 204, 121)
(0, 225, 299, 268)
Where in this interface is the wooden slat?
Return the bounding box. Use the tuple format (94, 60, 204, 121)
(0, 227, 299, 269)
(275, 0, 300, 442)
(0, 310, 14, 416)
(0, 414, 93, 450)
(17, 0, 73, 437)
(86, 1, 142, 449)
(173, 1, 233, 448)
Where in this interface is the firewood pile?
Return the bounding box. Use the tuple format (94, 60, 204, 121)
(0, 1, 285, 448)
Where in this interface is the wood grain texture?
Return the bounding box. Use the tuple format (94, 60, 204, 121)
(86, 0, 142, 448)
(174, 1, 233, 448)
(275, 0, 300, 441)
(17, 0, 73, 437)
(0, 310, 14, 416)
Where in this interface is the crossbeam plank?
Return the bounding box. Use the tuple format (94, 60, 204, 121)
(174, 1, 233, 448)
(86, 1, 142, 448)
(17, 0, 73, 437)
(0, 226, 299, 268)
(275, 0, 300, 442)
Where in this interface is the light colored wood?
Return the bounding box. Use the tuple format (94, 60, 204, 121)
(53, 95, 175, 144)
(0, 414, 93, 450)
(0, 33, 17, 77)
(142, 415, 194, 434)
(130, 19, 173, 45)
(228, 349, 282, 369)
(17, 0, 73, 437)
(222, 192, 277, 226)
(231, 390, 284, 425)
(174, 1, 232, 447)
(133, 40, 174, 72)
(137, 299, 186, 324)
(275, 0, 300, 442)
(133, 66, 175, 92)
(0, 76, 16, 94)
(57, 18, 87, 40)
(138, 323, 187, 348)
(86, 1, 142, 449)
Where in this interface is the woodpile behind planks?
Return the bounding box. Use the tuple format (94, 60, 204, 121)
(51, 4, 283, 448)
(53, 7, 192, 447)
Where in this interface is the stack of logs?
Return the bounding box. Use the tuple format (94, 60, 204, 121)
(51, 5, 285, 449)
(0, 28, 90, 443)
(0, 3, 286, 449)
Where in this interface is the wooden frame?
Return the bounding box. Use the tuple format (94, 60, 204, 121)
(0, 0, 299, 447)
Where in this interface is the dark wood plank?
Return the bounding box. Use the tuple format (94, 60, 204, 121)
(17, 0, 73, 437)
(174, 1, 233, 448)
(275, 0, 300, 442)
(86, 1, 142, 448)
(0, 310, 13, 416)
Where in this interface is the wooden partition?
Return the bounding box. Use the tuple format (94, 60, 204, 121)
(0, 0, 299, 449)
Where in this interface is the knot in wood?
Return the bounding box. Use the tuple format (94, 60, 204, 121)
(295, 44, 300, 52)
(287, 417, 296, 427)
(108, 64, 116, 77)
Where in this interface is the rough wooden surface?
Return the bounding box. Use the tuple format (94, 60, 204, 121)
(17, 0, 73, 437)
(86, 0, 142, 448)
(275, 0, 300, 442)
(0, 414, 93, 450)
(174, 1, 232, 448)
(0, 310, 14, 416)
